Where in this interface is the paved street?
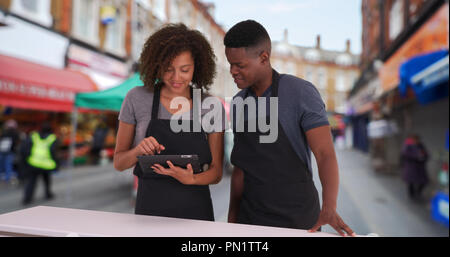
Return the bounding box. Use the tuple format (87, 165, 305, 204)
(313, 148, 449, 236)
(0, 148, 448, 236)
(0, 162, 232, 222)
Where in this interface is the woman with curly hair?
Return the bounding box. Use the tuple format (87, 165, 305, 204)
(114, 23, 225, 221)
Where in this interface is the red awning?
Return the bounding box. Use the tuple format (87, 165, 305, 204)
(0, 54, 98, 112)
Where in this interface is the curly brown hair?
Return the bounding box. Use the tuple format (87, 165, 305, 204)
(139, 23, 217, 92)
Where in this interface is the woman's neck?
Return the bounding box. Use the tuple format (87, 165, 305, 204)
(160, 85, 191, 100)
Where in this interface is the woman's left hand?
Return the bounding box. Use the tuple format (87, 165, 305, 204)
(152, 161, 196, 185)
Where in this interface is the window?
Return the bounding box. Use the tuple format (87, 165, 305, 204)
(21, 0, 38, 12)
(286, 62, 297, 75)
(196, 15, 210, 41)
(305, 66, 314, 83)
(335, 93, 348, 114)
(170, 0, 180, 23)
(132, 1, 152, 61)
(180, 1, 193, 27)
(104, 6, 126, 57)
(336, 54, 352, 66)
(305, 49, 320, 62)
(389, 0, 404, 40)
(153, 0, 166, 22)
(273, 60, 284, 73)
(335, 71, 347, 92)
(317, 68, 327, 89)
(10, 0, 52, 26)
(72, 0, 100, 46)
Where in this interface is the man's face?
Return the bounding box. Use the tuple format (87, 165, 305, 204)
(225, 47, 262, 89)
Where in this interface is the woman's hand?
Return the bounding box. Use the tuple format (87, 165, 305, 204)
(152, 161, 196, 185)
(135, 136, 165, 156)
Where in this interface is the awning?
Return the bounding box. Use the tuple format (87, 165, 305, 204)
(399, 49, 449, 105)
(0, 54, 98, 112)
(75, 73, 143, 111)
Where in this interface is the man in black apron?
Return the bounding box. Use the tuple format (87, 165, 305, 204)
(224, 20, 355, 236)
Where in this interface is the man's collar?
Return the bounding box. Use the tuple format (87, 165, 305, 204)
(246, 69, 278, 98)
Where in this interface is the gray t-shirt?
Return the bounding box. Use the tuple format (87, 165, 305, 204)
(232, 74, 329, 173)
(119, 86, 228, 148)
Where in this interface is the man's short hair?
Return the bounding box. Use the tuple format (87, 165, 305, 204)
(224, 20, 271, 56)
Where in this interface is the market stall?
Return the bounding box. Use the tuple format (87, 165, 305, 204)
(0, 53, 98, 112)
(0, 53, 100, 167)
(69, 73, 143, 165)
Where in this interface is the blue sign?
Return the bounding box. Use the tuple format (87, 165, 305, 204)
(431, 192, 449, 227)
(399, 49, 449, 105)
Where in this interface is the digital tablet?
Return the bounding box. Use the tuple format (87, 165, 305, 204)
(137, 154, 205, 174)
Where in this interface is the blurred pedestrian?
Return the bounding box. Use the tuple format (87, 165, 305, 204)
(224, 20, 354, 236)
(21, 122, 59, 205)
(114, 23, 226, 221)
(401, 134, 429, 201)
(90, 119, 109, 165)
(0, 119, 20, 183)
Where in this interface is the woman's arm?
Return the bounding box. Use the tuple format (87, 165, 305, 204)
(113, 121, 139, 171)
(113, 121, 165, 171)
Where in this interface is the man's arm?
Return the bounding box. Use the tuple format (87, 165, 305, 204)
(306, 125, 339, 211)
(306, 125, 355, 236)
(228, 166, 244, 223)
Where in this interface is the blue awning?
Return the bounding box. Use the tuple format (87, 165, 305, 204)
(399, 49, 449, 105)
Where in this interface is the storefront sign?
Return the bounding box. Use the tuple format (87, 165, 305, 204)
(67, 44, 128, 79)
(349, 78, 380, 115)
(0, 16, 69, 69)
(67, 44, 129, 90)
(0, 79, 74, 101)
(411, 54, 449, 89)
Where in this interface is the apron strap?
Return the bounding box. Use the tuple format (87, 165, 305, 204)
(151, 84, 196, 121)
(151, 84, 162, 120)
(271, 70, 280, 98)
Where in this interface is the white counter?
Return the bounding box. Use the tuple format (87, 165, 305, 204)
(0, 206, 341, 237)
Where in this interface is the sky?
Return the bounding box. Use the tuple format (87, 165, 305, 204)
(207, 0, 362, 54)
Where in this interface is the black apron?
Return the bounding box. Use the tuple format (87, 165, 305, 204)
(133, 85, 214, 221)
(230, 70, 321, 230)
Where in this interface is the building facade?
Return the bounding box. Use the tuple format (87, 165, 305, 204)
(0, 0, 234, 95)
(350, 0, 449, 199)
(272, 30, 360, 114)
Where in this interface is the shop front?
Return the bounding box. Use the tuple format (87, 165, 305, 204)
(0, 53, 99, 167)
(398, 49, 449, 227)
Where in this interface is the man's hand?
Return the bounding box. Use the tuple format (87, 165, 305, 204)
(308, 208, 356, 237)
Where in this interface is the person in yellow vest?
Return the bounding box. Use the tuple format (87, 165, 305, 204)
(21, 122, 59, 205)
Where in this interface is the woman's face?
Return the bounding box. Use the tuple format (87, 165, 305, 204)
(162, 51, 195, 96)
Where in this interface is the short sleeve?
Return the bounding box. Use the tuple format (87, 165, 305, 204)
(299, 82, 329, 132)
(118, 90, 136, 125)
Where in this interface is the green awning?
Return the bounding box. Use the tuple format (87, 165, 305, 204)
(74, 73, 143, 111)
